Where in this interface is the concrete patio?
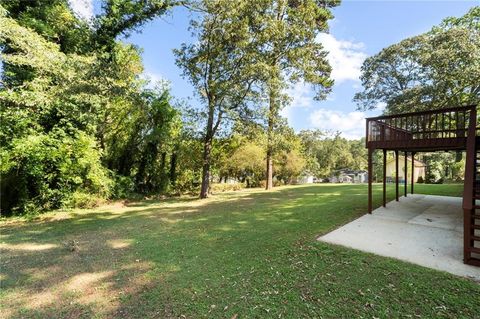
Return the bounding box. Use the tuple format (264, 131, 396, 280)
(319, 194, 480, 281)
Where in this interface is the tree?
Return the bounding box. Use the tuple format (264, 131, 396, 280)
(93, 0, 186, 51)
(252, 0, 338, 190)
(227, 142, 266, 187)
(174, 0, 260, 198)
(0, 2, 185, 214)
(276, 149, 306, 184)
(298, 130, 361, 178)
(104, 83, 180, 193)
(0, 8, 111, 213)
(354, 7, 480, 114)
(349, 138, 367, 171)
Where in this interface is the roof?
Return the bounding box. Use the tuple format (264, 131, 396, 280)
(333, 168, 367, 174)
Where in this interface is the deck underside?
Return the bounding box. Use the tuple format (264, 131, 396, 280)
(367, 137, 467, 152)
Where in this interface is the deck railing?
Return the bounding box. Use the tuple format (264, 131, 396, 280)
(366, 105, 477, 146)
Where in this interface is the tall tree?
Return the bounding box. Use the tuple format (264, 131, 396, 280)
(0, 1, 186, 213)
(174, 0, 259, 198)
(253, 0, 338, 190)
(354, 6, 480, 114)
(93, 0, 186, 51)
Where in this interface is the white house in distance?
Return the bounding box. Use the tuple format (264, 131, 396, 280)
(386, 155, 426, 183)
(329, 169, 368, 183)
(296, 175, 315, 184)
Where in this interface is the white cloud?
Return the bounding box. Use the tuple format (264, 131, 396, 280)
(68, 0, 94, 21)
(309, 108, 366, 140)
(280, 81, 315, 123)
(376, 102, 387, 111)
(287, 81, 313, 108)
(141, 71, 170, 89)
(316, 33, 367, 83)
(142, 71, 166, 83)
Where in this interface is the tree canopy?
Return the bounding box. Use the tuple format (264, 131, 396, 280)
(354, 6, 480, 114)
(1, 1, 471, 216)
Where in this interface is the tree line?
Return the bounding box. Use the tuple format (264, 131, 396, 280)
(0, 0, 341, 215)
(1, 1, 478, 216)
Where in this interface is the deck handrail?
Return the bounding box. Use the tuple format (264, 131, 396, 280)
(366, 105, 478, 145)
(366, 104, 477, 121)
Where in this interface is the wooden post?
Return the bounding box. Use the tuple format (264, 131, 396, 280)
(404, 151, 408, 197)
(395, 150, 399, 201)
(368, 148, 373, 213)
(411, 152, 415, 194)
(383, 149, 386, 207)
(462, 106, 477, 264)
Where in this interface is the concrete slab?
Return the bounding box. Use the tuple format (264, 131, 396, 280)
(318, 194, 480, 281)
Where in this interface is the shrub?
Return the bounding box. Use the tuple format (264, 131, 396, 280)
(63, 191, 105, 209)
(0, 130, 112, 215)
(258, 179, 283, 188)
(210, 182, 245, 194)
(173, 169, 201, 194)
(111, 173, 135, 199)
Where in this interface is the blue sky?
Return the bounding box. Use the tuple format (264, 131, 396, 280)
(70, 0, 479, 139)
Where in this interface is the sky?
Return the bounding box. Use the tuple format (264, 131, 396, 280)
(69, 0, 479, 139)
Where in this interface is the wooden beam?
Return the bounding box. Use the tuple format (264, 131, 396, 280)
(411, 152, 415, 194)
(404, 151, 408, 197)
(462, 107, 477, 264)
(395, 150, 399, 201)
(383, 149, 387, 207)
(368, 148, 373, 213)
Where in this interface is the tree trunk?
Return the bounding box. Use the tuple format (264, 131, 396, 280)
(169, 150, 177, 187)
(265, 87, 276, 190)
(200, 102, 216, 198)
(266, 150, 273, 190)
(200, 136, 212, 198)
(160, 152, 166, 172)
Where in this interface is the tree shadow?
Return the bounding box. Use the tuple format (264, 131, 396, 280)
(1, 184, 473, 318)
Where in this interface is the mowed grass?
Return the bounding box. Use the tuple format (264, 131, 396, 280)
(1, 183, 478, 318)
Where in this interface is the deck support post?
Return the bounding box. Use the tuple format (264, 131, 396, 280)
(411, 152, 415, 194)
(395, 150, 399, 201)
(404, 151, 408, 197)
(383, 149, 386, 207)
(368, 148, 373, 213)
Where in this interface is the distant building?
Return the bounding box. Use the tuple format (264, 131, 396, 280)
(330, 169, 368, 183)
(296, 175, 315, 184)
(386, 155, 426, 183)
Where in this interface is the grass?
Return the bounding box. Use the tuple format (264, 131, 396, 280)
(1, 183, 478, 318)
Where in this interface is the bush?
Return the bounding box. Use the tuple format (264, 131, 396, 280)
(63, 191, 105, 209)
(258, 179, 283, 188)
(210, 182, 245, 194)
(173, 169, 201, 194)
(273, 179, 283, 187)
(111, 173, 135, 199)
(0, 130, 112, 215)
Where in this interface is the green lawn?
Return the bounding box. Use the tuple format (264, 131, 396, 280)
(1, 183, 477, 318)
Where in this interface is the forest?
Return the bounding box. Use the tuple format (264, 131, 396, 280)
(1, 1, 478, 216)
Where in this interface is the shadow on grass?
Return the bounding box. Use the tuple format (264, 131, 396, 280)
(0, 184, 475, 318)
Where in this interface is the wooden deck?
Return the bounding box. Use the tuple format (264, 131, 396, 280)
(365, 105, 480, 266)
(366, 105, 474, 152)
